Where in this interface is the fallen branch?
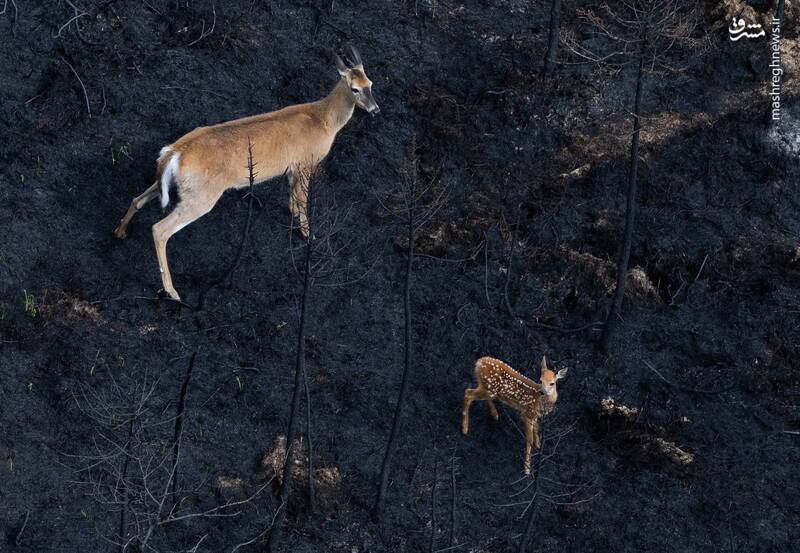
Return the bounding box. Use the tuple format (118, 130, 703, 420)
(61, 57, 91, 117)
(15, 509, 29, 546)
(521, 319, 602, 334)
(1, 0, 19, 35)
(187, 1, 216, 47)
(643, 360, 735, 395)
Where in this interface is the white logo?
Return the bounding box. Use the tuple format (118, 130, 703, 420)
(728, 18, 765, 41)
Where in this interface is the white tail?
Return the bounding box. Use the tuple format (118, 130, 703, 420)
(159, 147, 179, 209)
(113, 44, 379, 301)
(462, 356, 568, 474)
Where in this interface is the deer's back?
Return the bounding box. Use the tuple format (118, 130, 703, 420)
(168, 103, 335, 188)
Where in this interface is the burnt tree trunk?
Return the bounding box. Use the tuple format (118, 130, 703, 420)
(600, 31, 646, 353)
(373, 202, 416, 519)
(543, 0, 562, 78)
(267, 223, 313, 552)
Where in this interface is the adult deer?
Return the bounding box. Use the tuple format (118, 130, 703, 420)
(113, 44, 379, 301)
(462, 356, 567, 474)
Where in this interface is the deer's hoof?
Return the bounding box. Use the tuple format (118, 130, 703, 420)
(157, 288, 181, 302)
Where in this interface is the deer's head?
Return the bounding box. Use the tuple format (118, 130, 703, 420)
(335, 44, 380, 116)
(539, 356, 568, 399)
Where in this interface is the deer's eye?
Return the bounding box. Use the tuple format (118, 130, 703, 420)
(351, 88, 360, 94)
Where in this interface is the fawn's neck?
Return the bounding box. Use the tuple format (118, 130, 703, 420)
(321, 79, 356, 132)
(524, 388, 557, 417)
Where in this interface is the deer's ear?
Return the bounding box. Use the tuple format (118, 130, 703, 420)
(556, 368, 568, 380)
(540, 356, 548, 371)
(334, 54, 349, 76)
(344, 43, 363, 68)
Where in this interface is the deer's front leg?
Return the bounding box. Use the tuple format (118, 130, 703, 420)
(290, 168, 311, 238)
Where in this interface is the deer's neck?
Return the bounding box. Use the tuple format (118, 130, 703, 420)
(321, 79, 356, 133)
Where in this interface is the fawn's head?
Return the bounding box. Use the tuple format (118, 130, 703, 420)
(335, 44, 380, 116)
(539, 356, 568, 399)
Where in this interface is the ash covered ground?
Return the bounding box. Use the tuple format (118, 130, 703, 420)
(1, 1, 799, 552)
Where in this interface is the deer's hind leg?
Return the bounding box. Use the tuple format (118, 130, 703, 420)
(114, 181, 160, 239)
(151, 188, 223, 300)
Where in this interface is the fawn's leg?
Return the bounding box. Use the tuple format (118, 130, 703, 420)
(152, 190, 222, 300)
(462, 387, 486, 435)
(524, 419, 534, 475)
(115, 181, 160, 239)
(486, 399, 499, 420)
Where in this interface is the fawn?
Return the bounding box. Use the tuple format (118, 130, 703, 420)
(462, 356, 568, 474)
(113, 44, 379, 301)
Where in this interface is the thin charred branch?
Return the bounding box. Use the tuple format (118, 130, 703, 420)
(69, 365, 267, 551)
(197, 139, 258, 309)
(268, 205, 312, 552)
(116, 413, 135, 551)
(268, 169, 321, 551)
(449, 454, 457, 548)
(375, 141, 448, 519)
(503, 205, 521, 319)
(430, 459, 438, 553)
(170, 352, 196, 505)
(374, 182, 416, 519)
(304, 355, 315, 511)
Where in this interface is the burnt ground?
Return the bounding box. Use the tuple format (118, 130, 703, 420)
(1, 1, 799, 552)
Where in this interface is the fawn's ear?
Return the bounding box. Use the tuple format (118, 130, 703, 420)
(556, 368, 568, 380)
(540, 356, 548, 372)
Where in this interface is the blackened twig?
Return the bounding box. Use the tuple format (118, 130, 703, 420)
(430, 459, 438, 553)
(483, 232, 491, 307)
(117, 414, 135, 552)
(449, 454, 457, 548)
(303, 358, 315, 511)
(196, 138, 257, 309)
(170, 352, 197, 505)
(268, 171, 317, 552)
(517, 427, 545, 553)
(503, 205, 521, 319)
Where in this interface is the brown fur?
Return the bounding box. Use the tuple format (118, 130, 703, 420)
(462, 356, 568, 474)
(113, 49, 378, 300)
